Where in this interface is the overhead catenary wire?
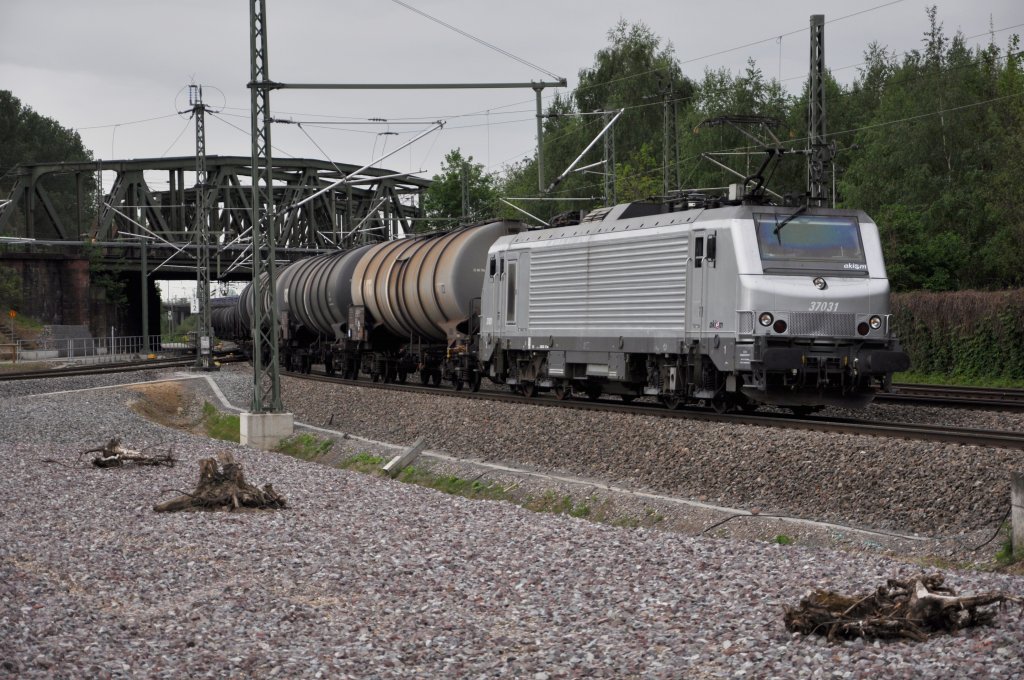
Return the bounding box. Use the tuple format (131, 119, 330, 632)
(389, 0, 563, 82)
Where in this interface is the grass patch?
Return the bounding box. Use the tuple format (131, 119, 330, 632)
(0, 361, 50, 373)
(202, 402, 239, 443)
(399, 467, 510, 501)
(995, 524, 1022, 566)
(333, 453, 664, 529)
(523, 491, 593, 517)
(774, 534, 795, 545)
(340, 453, 387, 473)
(276, 433, 333, 460)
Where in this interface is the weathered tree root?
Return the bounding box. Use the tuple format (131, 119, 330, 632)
(80, 437, 177, 468)
(153, 451, 285, 513)
(784, 573, 1023, 642)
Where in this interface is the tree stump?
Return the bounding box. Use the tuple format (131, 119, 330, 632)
(784, 573, 1022, 641)
(81, 437, 176, 468)
(153, 451, 286, 512)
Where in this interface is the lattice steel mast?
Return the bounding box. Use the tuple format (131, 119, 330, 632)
(248, 0, 283, 412)
(190, 84, 214, 369)
(807, 14, 833, 207)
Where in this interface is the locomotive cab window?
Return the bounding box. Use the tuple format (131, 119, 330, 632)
(755, 213, 867, 275)
(694, 236, 704, 268)
(489, 256, 496, 277)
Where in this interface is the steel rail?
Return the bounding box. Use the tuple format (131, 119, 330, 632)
(877, 383, 1024, 411)
(285, 371, 1024, 451)
(0, 354, 244, 381)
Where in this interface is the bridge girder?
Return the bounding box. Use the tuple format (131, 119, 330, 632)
(0, 155, 429, 271)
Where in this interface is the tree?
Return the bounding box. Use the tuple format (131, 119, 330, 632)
(496, 20, 696, 222)
(840, 7, 1024, 290)
(575, 20, 694, 160)
(0, 91, 96, 234)
(421, 149, 499, 231)
(0, 264, 21, 311)
(678, 61, 795, 198)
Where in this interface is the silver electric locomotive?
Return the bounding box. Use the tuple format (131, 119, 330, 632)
(478, 200, 909, 411)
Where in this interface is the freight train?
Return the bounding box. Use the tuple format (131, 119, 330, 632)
(213, 195, 909, 412)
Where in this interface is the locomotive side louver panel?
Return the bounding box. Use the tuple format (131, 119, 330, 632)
(738, 311, 754, 334)
(789, 312, 856, 337)
(529, 236, 687, 329)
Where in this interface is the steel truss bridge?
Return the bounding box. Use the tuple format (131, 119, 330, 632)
(0, 155, 430, 277)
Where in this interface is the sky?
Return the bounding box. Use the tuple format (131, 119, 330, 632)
(3, 0, 1021, 182)
(2, 0, 1021, 304)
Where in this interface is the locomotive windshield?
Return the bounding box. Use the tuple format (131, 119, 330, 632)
(754, 213, 867, 275)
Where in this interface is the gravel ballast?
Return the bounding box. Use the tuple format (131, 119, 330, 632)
(269, 370, 1024, 542)
(1, 368, 1022, 678)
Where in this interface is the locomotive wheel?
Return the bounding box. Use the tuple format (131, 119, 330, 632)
(397, 370, 407, 384)
(553, 382, 571, 401)
(661, 394, 682, 410)
(520, 381, 537, 398)
(620, 395, 636, 404)
(711, 396, 732, 414)
(790, 405, 820, 417)
(470, 371, 482, 393)
(431, 371, 443, 387)
(454, 379, 464, 391)
(420, 371, 430, 386)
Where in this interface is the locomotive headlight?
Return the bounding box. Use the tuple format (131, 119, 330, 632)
(869, 315, 882, 330)
(758, 312, 774, 327)
(772, 319, 788, 334)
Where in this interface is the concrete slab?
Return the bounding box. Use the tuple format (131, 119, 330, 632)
(240, 412, 294, 449)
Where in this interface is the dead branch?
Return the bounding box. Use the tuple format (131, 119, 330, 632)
(784, 573, 1023, 642)
(153, 451, 286, 513)
(79, 437, 177, 468)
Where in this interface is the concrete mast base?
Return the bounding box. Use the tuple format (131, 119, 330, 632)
(239, 412, 294, 449)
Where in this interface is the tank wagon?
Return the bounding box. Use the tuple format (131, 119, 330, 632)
(219, 199, 908, 411)
(222, 220, 524, 386)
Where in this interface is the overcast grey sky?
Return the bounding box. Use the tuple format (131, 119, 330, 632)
(2, 0, 1022, 189)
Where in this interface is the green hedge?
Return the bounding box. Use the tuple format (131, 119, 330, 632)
(891, 290, 1024, 381)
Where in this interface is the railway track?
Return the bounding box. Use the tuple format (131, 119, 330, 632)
(286, 370, 1024, 451)
(0, 354, 243, 381)
(879, 383, 1024, 411)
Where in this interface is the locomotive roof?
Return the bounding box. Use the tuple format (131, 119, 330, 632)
(509, 201, 868, 245)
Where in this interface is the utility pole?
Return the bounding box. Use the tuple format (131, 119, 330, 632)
(659, 81, 675, 195)
(135, 183, 149, 354)
(190, 84, 214, 370)
(534, 86, 546, 193)
(244, 0, 292, 448)
(808, 14, 832, 207)
(140, 236, 148, 354)
(603, 110, 616, 206)
(460, 161, 470, 224)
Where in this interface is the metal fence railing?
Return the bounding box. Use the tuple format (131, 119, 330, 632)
(13, 335, 191, 364)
